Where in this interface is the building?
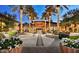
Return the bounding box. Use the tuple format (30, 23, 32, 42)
(0, 13, 20, 32)
(24, 20, 57, 33)
(60, 23, 79, 33)
(24, 20, 79, 33)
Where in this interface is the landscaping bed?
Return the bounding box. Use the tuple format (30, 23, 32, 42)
(60, 43, 79, 53)
(60, 35, 79, 53)
(0, 37, 23, 53)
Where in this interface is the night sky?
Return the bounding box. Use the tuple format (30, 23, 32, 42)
(0, 5, 79, 23)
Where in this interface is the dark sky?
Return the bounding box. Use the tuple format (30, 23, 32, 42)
(0, 5, 79, 23)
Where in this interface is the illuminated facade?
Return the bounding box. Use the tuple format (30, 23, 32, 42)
(24, 20, 57, 33)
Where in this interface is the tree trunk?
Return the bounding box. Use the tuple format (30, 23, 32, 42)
(45, 20, 47, 33)
(57, 7, 60, 32)
(20, 10, 23, 33)
(29, 22, 31, 32)
(48, 16, 51, 32)
(33, 20, 34, 33)
(29, 17, 31, 32)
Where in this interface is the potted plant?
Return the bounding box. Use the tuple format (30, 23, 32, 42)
(0, 37, 23, 53)
(10, 37, 23, 53)
(60, 36, 79, 53)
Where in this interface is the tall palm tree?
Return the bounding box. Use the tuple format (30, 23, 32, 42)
(9, 5, 31, 33)
(45, 6, 54, 32)
(26, 6, 36, 32)
(63, 8, 79, 32)
(31, 12, 37, 33)
(55, 5, 69, 32)
(28, 11, 37, 32)
(41, 12, 48, 33)
(46, 5, 69, 32)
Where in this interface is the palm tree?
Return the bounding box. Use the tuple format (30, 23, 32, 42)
(46, 5, 69, 32)
(45, 6, 54, 32)
(28, 11, 37, 32)
(26, 6, 36, 32)
(41, 12, 48, 33)
(31, 12, 37, 33)
(63, 8, 79, 32)
(9, 5, 31, 33)
(55, 5, 69, 32)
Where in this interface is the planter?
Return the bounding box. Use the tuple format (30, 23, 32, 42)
(10, 46, 23, 53)
(59, 43, 79, 53)
(0, 46, 23, 53)
(0, 36, 23, 53)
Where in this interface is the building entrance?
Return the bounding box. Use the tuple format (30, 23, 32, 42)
(36, 28, 43, 34)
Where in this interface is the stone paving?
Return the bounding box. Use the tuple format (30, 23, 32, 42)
(19, 33, 61, 53)
(19, 34, 37, 47)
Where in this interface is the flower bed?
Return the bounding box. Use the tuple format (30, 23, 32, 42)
(60, 36, 79, 53)
(0, 37, 23, 53)
(60, 43, 79, 53)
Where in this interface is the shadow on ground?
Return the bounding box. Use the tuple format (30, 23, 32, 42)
(21, 47, 60, 53)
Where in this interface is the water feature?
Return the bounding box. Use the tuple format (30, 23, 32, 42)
(36, 30, 44, 46)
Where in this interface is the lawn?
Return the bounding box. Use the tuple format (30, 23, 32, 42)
(68, 36, 79, 40)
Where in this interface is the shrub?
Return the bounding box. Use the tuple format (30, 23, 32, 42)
(0, 37, 23, 50)
(61, 38, 79, 48)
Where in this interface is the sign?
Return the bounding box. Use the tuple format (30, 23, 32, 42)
(35, 22, 45, 28)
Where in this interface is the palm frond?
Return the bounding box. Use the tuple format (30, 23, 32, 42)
(10, 5, 19, 12)
(63, 5, 69, 10)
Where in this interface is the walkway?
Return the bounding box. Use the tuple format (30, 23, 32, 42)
(19, 33, 60, 53)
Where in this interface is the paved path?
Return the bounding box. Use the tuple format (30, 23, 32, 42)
(19, 33, 60, 53)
